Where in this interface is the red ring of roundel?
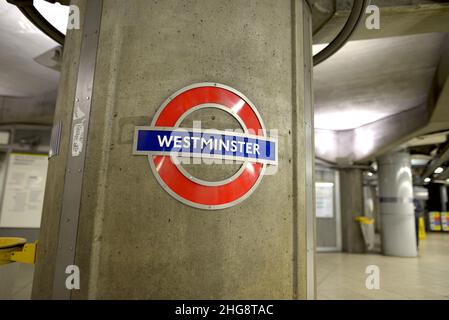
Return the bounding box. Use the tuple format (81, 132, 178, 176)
(151, 85, 265, 207)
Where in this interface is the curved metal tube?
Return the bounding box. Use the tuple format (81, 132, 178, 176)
(313, 0, 370, 66)
(7, 0, 65, 45)
(13, 0, 369, 65)
(19, 6, 65, 45)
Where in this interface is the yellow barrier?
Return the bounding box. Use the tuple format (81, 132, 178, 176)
(355, 216, 375, 225)
(418, 216, 426, 240)
(0, 238, 38, 265)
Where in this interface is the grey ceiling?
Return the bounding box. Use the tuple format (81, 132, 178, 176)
(314, 32, 447, 131)
(0, 1, 60, 97)
(1, 0, 448, 153)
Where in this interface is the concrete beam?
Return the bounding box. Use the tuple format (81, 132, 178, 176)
(0, 93, 56, 125)
(422, 144, 449, 179)
(430, 37, 449, 124)
(314, 35, 449, 164)
(436, 166, 449, 180)
(314, 3, 449, 44)
(315, 105, 429, 163)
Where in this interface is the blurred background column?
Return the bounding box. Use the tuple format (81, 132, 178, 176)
(378, 151, 417, 257)
(340, 169, 365, 253)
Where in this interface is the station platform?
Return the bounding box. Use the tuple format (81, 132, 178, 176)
(317, 234, 449, 300)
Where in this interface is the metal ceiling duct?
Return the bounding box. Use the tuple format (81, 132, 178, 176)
(422, 144, 449, 179)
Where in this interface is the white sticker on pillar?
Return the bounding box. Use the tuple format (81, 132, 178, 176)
(73, 105, 86, 121)
(72, 121, 85, 157)
(132, 83, 278, 210)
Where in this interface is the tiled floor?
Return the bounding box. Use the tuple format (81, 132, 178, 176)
(1, 234, 448, 300)
(0, 263, 34, 300)
(317, 233, 449, 300)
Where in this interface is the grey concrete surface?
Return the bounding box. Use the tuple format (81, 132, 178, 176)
(312, 3, 449, 164)
(0, 229, 39, 242)
(314, 2, 449, 44)
(313, 31, 449, 163)
(314, 33, 445, 131)
(0, 93, 56, 125)
(31, 0, 87, 300)
(339, 169, 366, 254)
(315, 104, 430, 163)
(33, 0, 315, 300)
(0, 1, 60, 97)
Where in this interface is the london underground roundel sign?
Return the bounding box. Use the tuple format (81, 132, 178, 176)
(133, 83, 278, 210)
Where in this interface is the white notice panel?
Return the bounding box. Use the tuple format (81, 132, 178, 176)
(0, 153, 48, 228)
(315, 182, 334, 219)
(0, 131, 10, 145)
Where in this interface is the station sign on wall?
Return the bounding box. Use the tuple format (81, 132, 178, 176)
(133, 83, 278, 210)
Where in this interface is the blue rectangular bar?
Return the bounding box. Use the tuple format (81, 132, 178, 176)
(135, 129, 277, 163)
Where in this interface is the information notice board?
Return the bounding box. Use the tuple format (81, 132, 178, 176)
(315, 182, 334, 219)
(442, 212, 449, 232)
(428, 211, 442, 231)
(0, 153, 48, 228)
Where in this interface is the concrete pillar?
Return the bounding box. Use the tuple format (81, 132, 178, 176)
(440, 185, 448, 212)
(340, 169, 365, 253)
(378, 152, 417, 257)
(32, 0, 315, 299)
(364, 184, 381, 233)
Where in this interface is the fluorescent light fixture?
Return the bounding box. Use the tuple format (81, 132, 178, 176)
(34, 0, 70, 35)
(315, 182, 334, 187)
(424, 177, 431, 183)
(411, 157, 431, 167)
(434, 167, 444, 174)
